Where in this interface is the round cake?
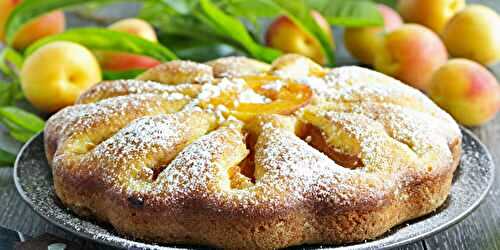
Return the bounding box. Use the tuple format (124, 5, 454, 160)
(44, 54, 461, 249)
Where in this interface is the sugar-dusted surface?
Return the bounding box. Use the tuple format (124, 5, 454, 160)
(206, 56, 271, 78)
(77, 80, 201, 104)
(84, 111, 213, 192)
(45, 93, 191, 163)
(14, 128, 494, 249)
(38, 54, 467, 248)
(137, 60, 214, 84)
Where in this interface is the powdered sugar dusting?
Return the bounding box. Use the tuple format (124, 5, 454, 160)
(207, 56, 270, 78)
(261, 80, 283, 91)
(77, 80, 200, 104)
(237, 89, 271, 104)
(84, 111, 211, 192)
(17, 127, 493, 249)
(42, 55, 464, 248)
(138, 60, 214, 84)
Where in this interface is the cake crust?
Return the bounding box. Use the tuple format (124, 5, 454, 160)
(45, 55, 462, 249)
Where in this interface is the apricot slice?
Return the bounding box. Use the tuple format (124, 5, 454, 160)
(304, 124, 363, 169)
(231, 75, 313, 121)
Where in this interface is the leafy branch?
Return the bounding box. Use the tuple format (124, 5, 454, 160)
(3, 0, 128, 45)
(0, 148, 16, 167)
(0, 105, 44, 166)
(0, 47, 42, 165)
(198, 0, 282, 62)
(141, 0, 383, 65)
(5, 0, 384, 65)
(0, 106, 45, 143)
(0, 48, 24, 106)
(25, 28, 177, 61)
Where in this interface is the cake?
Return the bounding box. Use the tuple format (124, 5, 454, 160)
(44, 54, 461, 249)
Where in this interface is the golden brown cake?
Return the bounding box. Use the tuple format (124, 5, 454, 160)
(44, 54, 461, 249)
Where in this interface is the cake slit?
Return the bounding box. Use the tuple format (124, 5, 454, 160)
(44, 55, 462, 249)
(301, 123, 363, 169)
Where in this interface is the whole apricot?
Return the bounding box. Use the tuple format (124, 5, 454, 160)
(0, 0, 65, 49)
(428, 59, 500, 126)
(97, 18, 160, 71)
(442, 5, 500, 65)
(397, 0, 465, 34)
(374, 24, 448, 91)
(108, 18, 157, 42)
(21, 42, 102, 112)
(344, 4, 403, 65)
(265, 11, 334, 65)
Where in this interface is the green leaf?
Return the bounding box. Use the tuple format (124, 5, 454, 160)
(0, 148, 16, 166)
(0, 47, 24, 76)
(157, 34, 236, 61)
(140, 1, 247, 56)
(140, 2, 219, 42)
(225, 0, 383, 27)
(3, 0, 127, 45)
(0, 82, 24, 106)
(0, 106, 44, 134)
(198, 0, 281, 62)
(226, 0, 336, 65)
(220, 0, 278, 33)
(275, 0, 336, 65)
(1, 124, 38, 141)
(25, 28, 177, 62)
(161, 0, 199, 15)
(0, 84, 14, 106)
(103, 69, 144, 80)
(0, 106, 43, 143)
(223, 0, 384, 64)
(307, 0, 383, 27)
(372, 0, 397, 8)
(0, 117, 36, 143)
(141, 0, 279, 61)
(221, 0, 280, 19)
(9, 130, 35, 143)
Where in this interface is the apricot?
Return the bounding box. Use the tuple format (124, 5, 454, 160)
(0, 0, 65, 49)
(96, 51, 160, 71)
(97, 18, 160, 71)
(428, 59, 499, 126)
(108, 18, 157, 42)
(200, 75, 313, 122)
(398, 0, 465, 34)
(344, 4, 403, 65)
(374, 24, 448, 91)
(21, 42, 102, 112)
(265, 11, 334, 65)
(442, 5, 500, 65)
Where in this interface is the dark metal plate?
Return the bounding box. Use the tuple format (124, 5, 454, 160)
(14, 128, 495, 249)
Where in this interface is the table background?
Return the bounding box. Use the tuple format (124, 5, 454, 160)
(1, 1, 500, 249)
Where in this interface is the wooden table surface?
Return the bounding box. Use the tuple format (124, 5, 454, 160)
(1, 1, 500, 249)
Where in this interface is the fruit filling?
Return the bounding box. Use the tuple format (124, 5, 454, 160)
(200, 75, 313, 122)
(227, 130, 258, 189)
(301, 123, 364, 169)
